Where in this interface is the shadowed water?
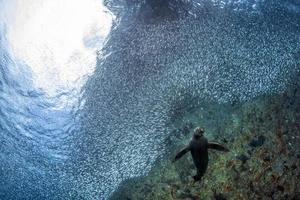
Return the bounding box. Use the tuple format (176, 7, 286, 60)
(0, 0, 299, 199)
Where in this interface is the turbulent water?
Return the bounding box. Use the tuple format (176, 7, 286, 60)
(0, 0, 299, 199)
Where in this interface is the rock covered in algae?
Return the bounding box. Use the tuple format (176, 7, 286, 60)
(110, 85, 300, 200)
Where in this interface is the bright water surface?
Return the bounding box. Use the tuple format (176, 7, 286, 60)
(0, 0, 299, 199)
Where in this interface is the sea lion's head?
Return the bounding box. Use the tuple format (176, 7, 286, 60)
(193, 127, 204, 139)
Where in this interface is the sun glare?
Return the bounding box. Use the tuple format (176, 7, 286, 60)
(5, 0, 114, 95)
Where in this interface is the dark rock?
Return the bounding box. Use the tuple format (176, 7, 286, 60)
(282, 130, 288, 135)
(236, 154, 250, 164)
(240, 164, 248, 172)
(214, 193, 227, 200)
(277, 185, 284, 192)
(292, 193, 300, 200)
(291, 164, 297, 170)
(263, 155, 271, 162)
(247, 149, 253, 155)
(249, 135, 266, 147)
(222, 138, 228, 143)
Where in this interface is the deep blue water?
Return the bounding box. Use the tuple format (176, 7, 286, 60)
(0, 0, 299, 199)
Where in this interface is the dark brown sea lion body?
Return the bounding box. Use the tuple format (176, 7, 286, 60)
(173, 127, 229, 182)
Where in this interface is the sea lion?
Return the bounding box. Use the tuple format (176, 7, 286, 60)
(173, 127, 229, 183)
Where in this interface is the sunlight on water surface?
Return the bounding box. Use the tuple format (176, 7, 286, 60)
(3, 0, 113, 96)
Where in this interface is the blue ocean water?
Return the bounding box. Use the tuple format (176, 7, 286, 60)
(0, 0, 299, 199)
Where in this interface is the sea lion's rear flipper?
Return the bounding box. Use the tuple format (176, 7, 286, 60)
(192, 168, 206, 183)
(192, 174, 201, 182)
(208, 142, 229, 152)
(173, 145, 191, 163)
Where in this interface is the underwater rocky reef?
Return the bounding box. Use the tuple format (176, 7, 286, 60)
(110, 80, 300, 200)
(1, 0, 299, 199)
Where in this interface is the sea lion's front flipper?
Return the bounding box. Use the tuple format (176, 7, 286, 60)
(173, 145, 191, 163)
(208, 142, 229, 152)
